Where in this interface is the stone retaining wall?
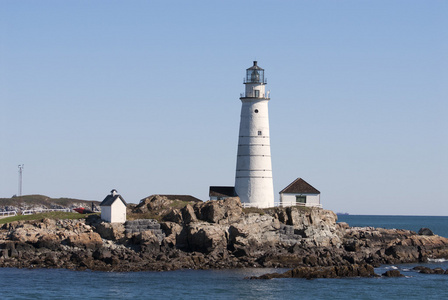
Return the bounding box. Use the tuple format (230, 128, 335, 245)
(125, 219, 165, 242)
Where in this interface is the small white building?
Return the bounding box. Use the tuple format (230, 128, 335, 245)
(100, 189, 127, 223)
(279, 178, 321, 208)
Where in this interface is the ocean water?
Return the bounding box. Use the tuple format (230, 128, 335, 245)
(337, 215, 448, 238)
(1, 215, 448, 300)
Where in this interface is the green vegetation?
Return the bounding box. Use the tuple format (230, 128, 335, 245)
(169, 200, 193, 209)
(243, 207, 266, 215)
(127, 211, 162, 222)
(127, 199, 196, 221)
(246, 205, 313, 216)
(0, 194, 99, 207)
(0, 212, 98, 225)
(294, 205, 312, 213)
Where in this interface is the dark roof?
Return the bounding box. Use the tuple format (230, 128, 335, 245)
(151, 195, 202, 202)
(279, 178, 320, 194)
(209, 186, 237, 198)
(247, 61, 263, 70)
(100, 194, 127, 207)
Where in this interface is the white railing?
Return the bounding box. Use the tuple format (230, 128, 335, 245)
(241, 202, 322, 209)
(0, 211, 18, 217)
(281, 202, 322, 208)
(21, 208, 72, 215)
(240, 92, 270, 98)
(277, 202, 323, 208)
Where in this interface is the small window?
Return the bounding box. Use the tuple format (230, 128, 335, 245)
(296, 195, 306, 204)
(258, 131, 262, 136)
(254, 109, 259, 113)
(254, 90, 260, 97)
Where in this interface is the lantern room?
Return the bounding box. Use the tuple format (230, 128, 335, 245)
(245, 61, 265, 84)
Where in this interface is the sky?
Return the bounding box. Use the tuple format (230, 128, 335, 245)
(1, 1, 447, 215)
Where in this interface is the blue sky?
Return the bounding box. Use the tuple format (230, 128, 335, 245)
(1, 1, 447, 215)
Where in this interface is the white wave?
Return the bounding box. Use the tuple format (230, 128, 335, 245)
(427, 258, 448, 262)
(402, 268, 410, 272)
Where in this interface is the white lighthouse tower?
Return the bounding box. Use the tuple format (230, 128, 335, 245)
(234, 61, 274, 208)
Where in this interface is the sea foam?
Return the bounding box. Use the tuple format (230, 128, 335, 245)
(427, 258, 448, 263)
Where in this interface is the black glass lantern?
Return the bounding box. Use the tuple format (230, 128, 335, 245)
(246, 61, 264, 84)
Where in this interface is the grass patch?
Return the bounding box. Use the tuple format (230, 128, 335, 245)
(127, 200, 193, 221)
(0, 212, 97, 225)
(294, 206, 312, 213)
(126, 212, 163, 222)
(126, 202, 189, 222)
(126, 200, 194, 222)
(243, 207, 266, 215)
(169, 200, 192, 209)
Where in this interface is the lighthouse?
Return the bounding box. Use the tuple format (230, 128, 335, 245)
(234, 61, 274, 208)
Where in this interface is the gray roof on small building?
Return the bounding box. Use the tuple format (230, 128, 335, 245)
(279, 178, 320, 194)
(100, 194, 127, 207)
(209, 186, 237, 198)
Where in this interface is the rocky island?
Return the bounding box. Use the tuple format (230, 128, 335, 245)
(1, 196, 448, 276)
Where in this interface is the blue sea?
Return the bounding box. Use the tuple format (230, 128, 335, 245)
(1, 215, 448, 299)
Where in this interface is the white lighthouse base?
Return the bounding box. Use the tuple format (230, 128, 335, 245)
(235, 177, 274, 208)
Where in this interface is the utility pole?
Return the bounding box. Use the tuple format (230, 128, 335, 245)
(18, 164, 24, 196)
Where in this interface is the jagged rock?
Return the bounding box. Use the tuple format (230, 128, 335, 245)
(187, 223, 227, 253)
(9, 226, 40, 243)
(337, 222, 350, 230)
(131, 231, 161, 255)
(383, 270, 404, 277)
(2, 198, 448, 272)
(249, 264, 376, 279)
(418, 228, 434, 236)
(384, 245, 419, 262)
(36, 234, 61, 250)
(227, 213, 282, 257)
(197, 198, 242, 224)
(414, 266, 446, 274)
(85, 214, 102, 227)
(42, 252, 59, 266)
(163, 209, 183, 223)
(181, 204, 198, 224)
(93, 248, 113, 263)
(40, 218, 57, 229)
(134, 195, 174, 213)
(95, 222, 125, 241)
(278, 209, 289, 224)
(66, 232, 103, 250)
(160, 222, 184, 247)
(340, 226, 448, 265)
(160, 222, 183, 246)
(344, 239, 360, 252)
